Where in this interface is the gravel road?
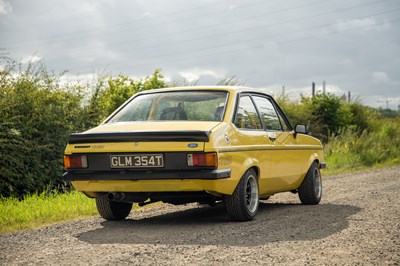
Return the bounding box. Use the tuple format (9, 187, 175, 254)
(1, 166, 399, 265)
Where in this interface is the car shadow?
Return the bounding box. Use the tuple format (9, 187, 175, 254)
(77, 202, 361, 247)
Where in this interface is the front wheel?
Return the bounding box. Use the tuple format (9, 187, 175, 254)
(96, 194, 133, 220)
(298, 162, 322, 205)
(225, 169, 259, 222)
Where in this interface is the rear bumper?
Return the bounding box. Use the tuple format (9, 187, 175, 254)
(319, 162, 327, 169)
(63, 169, 231, 181)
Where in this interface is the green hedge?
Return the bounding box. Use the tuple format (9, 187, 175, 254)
(0, 58, 166, 197)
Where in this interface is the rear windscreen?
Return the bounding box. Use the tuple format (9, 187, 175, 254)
(107, 91, 228, 123)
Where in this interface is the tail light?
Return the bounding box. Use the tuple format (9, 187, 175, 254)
(187, 153, 217, 167)
(64, 155, 88, 169)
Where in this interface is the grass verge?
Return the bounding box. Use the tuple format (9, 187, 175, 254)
(323, 119, 400, 175)
(0, 190, 98, 234)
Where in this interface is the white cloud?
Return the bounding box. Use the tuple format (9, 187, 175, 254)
(0, 0, 12, 15)
(179, 72, 199, 83)
(178, 69, 225, 83)
(323, 84, 346, 95)
(79, 2, 98, 14)
(21, 55, 42, 64)
(163, 75, 172, 83)
(59, 73, 96, 86)
(372, 71, 390, 84)
(332, 17, 377, 32)
(1, 1, 398, 109)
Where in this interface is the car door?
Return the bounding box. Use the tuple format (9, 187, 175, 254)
(251, 95, 307, 193)
(230, 94, 274, 188)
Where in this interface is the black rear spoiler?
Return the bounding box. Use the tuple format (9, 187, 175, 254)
(68, 131, 210, 144)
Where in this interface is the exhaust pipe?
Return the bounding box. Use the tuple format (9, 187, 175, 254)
(107, 192, 150, 203)
(107, 192, 126, 201)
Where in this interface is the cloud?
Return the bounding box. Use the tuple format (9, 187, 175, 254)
(21, 55, 42, 64)
(1, 1, 399, 109)
(178, 69, 226, 83)
(372, 71, 390, 83)
(332, 17, 377, 32)
(0, 0, 12, 15)
(79, 2, 99, 14)
(179, 72, 199, 83)
(59, 73, 98, 87)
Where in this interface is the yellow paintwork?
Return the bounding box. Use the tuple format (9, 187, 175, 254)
(67, 86, 324, 197)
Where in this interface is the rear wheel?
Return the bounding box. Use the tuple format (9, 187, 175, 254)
(225, 169, 259, 222)
(96, 194, 133, 220)
(298, 162, 322, 205)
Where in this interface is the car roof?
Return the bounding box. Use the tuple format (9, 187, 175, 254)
(137, 86, 273, 97)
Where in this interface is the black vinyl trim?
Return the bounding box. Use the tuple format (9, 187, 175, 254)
(68, 131, 210, 144)
(63, 169, 231, 181)
(319, 162, 327, 169)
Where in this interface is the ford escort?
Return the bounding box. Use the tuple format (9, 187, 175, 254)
(63, 86, 325, 221)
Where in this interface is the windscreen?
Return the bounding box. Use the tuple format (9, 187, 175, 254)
(107, 91, 228, 123)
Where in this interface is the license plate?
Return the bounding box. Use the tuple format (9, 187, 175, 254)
(110, 154, 164, 168)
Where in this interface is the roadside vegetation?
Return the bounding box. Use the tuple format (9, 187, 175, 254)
(0, 57, 167, 198)
(0, 190, 98, 234)
(324, 118, 400, 174)
(276, 93, 400, 175)
(1, 55, 399, 234)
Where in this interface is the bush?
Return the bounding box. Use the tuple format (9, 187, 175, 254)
(0, 57, 167, 198)
(0, 61, 85, 197)
(278, 93, 382, 142)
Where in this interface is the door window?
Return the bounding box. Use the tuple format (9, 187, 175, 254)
(252, 96, 282, 131)
(277, 111, 291, 131)
(234, 96, 262, 130)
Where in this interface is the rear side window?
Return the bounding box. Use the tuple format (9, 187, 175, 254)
(252, 96, 282, 131)
(234, 96, 262, 130)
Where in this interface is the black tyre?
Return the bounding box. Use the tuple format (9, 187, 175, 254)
(298, 162, 322, 205)
(95, 194, 133, 220)
(225, 169, 259, 222)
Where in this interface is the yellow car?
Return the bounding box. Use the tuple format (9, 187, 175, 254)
(64, 86, 325, 222)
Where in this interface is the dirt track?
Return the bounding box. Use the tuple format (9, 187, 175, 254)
(1, 166, 399, 265)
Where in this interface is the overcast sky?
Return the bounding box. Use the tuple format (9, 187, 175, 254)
(1, 0, 399, 109)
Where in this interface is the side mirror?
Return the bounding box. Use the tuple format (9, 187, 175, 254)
(294, 124, 308, 138)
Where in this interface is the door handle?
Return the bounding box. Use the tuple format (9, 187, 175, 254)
(267, 132, 277, 141)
